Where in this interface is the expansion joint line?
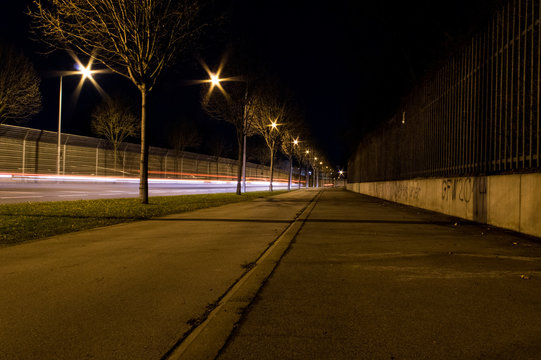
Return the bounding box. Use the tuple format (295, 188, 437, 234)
(163, 190, 322, 360)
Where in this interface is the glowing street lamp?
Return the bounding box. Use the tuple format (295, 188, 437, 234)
(269, 120, 280, 131)
(199, 59, 249, 193)
(210, 73, 220, 86)
(56, 56, 105, 175)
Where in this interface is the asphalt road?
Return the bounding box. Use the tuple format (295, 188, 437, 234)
(0, 177, 296, 204)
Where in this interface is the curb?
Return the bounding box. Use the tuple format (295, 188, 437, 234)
(163, 191, 321, 360)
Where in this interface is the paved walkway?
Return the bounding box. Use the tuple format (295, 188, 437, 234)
(0, 190, 317, 360)
(217, 189, 541, 360)
(2, 188, 541, 360)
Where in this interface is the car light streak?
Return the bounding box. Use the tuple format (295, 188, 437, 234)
(0, 172, 300, 186)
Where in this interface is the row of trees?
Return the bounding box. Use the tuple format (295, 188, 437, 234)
(89, 73, 328, 194)
(23, 0, 328, 203)
(202, 70, 324, 193)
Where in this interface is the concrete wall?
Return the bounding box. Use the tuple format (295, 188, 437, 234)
(347, 173, 541, 238)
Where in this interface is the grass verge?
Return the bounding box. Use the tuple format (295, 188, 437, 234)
(0, 191, 286, 245)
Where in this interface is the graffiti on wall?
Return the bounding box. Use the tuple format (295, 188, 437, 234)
(392, 182, 421, 201)
(441, 177, 474, 203)
(369, 181, 421, 202)
(441, 176, 487, 222)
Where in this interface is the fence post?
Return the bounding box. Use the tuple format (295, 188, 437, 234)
(22, 130, 29, 175)
(95, 141, 99, 176)
(180, 156, 184, 179)
(164, 151, 168, 179)
(62, 135, 69, 176)
(63, 143, 66, 175)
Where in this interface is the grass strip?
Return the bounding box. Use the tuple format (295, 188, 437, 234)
(0, 191, 286, 245)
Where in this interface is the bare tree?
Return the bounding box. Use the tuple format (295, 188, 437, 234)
(91, 98, 138, 173)
(207, 135, 230, 177)
(168, 120, 201, 157)
(167, 120, 201, 177)
(279, 106, 305, 190)
(280, 129, 298, 191)
(0, 43, 42, 123)
(251, 91, 286, 192)
(30, 0, 203, 203)
(202, 80, 255, 194)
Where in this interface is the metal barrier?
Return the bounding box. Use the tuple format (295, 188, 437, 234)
(349, 0, 541, 183)
(0, 123, 295, 183)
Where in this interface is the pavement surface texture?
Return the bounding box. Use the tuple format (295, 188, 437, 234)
(0, 189, 317, 360)
(217, 189, 541, 360)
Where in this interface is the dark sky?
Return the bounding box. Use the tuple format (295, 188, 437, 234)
(0, 0, 500, 169)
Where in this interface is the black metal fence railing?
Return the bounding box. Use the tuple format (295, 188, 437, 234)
(348, 0, 541, 183)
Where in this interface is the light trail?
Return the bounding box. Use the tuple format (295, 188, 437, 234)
(0, 172, 302, 186)
(0, 172, 305, 204)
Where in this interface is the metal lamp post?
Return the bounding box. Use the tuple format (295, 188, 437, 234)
(201, 66, 250, 194)
(56, 61, 96, 175)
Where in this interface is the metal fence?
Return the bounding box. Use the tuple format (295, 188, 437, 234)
(0, 123, 295, 183)
(349, 0, 541, 183)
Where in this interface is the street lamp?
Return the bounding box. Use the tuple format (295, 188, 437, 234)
(210, 73, 220, 86)
(56, 58, 99, 175)
(304, 149, 310, 188)
(200, 62, 250, 194)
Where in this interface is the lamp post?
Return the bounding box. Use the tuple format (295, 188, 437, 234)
(314, 157, 318, 188)
(201, 66, 249, 194)
(267, 119, 280, 192)
(305, 149, 310, 188)
(56, 60, 96, 175)
(290, 137, 299, 191)
(317, 161, 323, 187)
(242, 87, 249, 193)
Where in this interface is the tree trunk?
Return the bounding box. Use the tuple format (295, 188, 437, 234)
(288, 155, 292, 191)
(113, 143, 118, 174)
(139, 87, 149, 204)
(298, 163, 302, 189)
(269, 149, 274, 192)
(236, 129, 243, 195)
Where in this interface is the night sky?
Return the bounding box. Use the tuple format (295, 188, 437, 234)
(0, 0, 501, 169)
